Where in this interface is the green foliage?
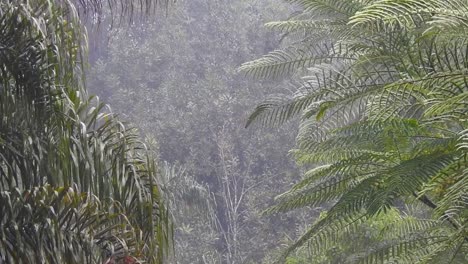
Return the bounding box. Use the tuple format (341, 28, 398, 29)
(243, 0, 468, 262)
(0, 0, 172, 263)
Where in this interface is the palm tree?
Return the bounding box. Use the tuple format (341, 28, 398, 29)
(242, 0, 468, 263)
(0, 0, 173, 263)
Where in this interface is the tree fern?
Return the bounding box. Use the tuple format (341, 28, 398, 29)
(243, 0, 468, 262)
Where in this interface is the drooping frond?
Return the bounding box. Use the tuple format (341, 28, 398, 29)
(433, 166, 468, 220)
(277, 211, 368, 262)
(0, 186, 138, 263)
(240, 43, 354, 79)
(245, 95, 304, 128)
(265, 19, 346, 32)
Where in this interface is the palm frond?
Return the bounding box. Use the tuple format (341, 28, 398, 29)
(0, 185, 137, 263)
(0, 0, 173, 262)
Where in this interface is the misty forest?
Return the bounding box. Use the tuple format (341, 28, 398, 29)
(1, 0, 467, 263)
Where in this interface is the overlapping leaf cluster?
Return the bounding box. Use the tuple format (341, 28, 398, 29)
(242, 0, 468, 262)
(0, 0, 172, 263)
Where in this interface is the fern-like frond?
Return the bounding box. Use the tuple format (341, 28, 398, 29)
(414, 227, 467, 264)
(379, 217, 440, 240)
(349, 0, 440, 28)
(285, 0, 365, 17)
(433, 166, 468, 220)
(353, 234, 443, 264)
(245, 0, 468, 261)
(367, 153, 455, 215)
(239, 43, 354, 79)
(292, 148, 390, 164)
(245, 95, 312, 128)
(277, 211, 368, 263)
(350, 0, 468, 36)
(265, 19, 347, 33)
(457, 129, 468, 150)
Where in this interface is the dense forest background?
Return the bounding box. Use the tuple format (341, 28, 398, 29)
(86, 1, 311, 263)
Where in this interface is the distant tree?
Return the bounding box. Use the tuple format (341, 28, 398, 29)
(0, 0, 173, 263)
(242, 0, 468, 263)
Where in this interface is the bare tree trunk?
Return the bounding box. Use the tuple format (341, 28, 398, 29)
(212, 122, 251, 264)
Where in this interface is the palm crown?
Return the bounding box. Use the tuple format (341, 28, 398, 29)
(0, 0, 173, 263)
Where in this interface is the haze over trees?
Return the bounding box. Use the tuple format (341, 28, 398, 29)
(0, 0, 467, 264)
(87, 1, 305, 262)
